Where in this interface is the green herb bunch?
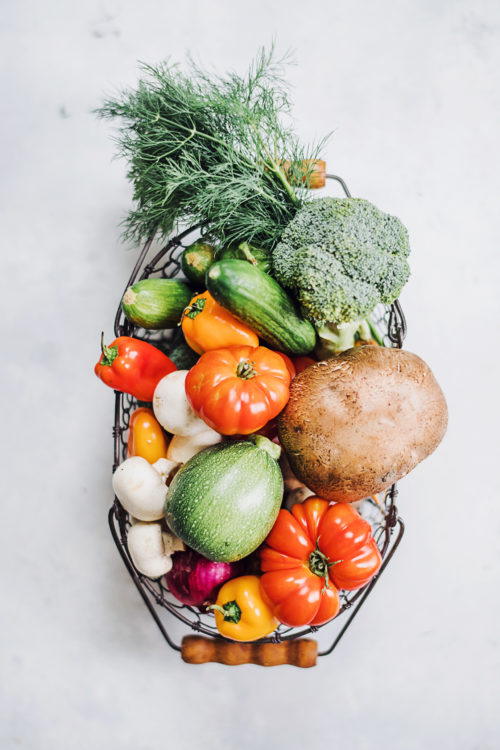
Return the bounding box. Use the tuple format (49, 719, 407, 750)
(97, 48, 327, 247)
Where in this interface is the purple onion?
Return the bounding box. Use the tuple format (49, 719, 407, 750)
(165, 549, 242, 608)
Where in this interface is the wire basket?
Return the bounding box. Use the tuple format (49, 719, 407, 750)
(108, 175, 407, 666)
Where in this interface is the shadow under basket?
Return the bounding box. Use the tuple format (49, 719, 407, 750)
(108, 175, 407, 667)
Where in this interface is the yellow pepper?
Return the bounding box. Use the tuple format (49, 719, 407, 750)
(208, 575, 278, 642)
(127, 407, 169, 463)
(181, 291, 259, 355)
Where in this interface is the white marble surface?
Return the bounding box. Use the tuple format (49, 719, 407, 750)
(2, 0, 499, 747)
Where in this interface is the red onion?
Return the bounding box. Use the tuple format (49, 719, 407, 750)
(165, 549, 242, 608)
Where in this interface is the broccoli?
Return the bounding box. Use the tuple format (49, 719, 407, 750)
(271, 197, 410, 325)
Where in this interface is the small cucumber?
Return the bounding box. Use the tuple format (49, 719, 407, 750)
(180, 242, 215, 286)
(121, 278, 192, 329)
(206, 260, 316, 355)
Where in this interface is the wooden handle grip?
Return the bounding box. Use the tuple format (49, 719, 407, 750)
(281, 159, 327, 189)
(181, 636, 318, 668)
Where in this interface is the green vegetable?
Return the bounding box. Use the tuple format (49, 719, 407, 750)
(215, 242, 271, 274)
(121, 279, 192, 329)
(167, 337, 199, 370)
(96, 47, 326, 246)
(314, 319, 382, 359)
(272, 197, 411, 326)
(181, 242, 215, 286)
(164, 436, 283, 562)
(206, 259, 316, 355)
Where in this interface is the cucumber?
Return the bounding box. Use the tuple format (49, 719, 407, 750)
(121, 279, 192, 329)
(164, 436, 283, 562)
(180, 242, 215, 286)
(206, 260, 316, 355)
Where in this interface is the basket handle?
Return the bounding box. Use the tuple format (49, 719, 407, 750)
(181, 636, 318, 667)
(281, 159, 326, 189)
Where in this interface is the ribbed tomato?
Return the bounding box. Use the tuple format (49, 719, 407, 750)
(259, 497, 382, 627)
(185, 346, 291, 435)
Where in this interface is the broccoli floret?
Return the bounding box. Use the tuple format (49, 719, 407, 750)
(271, 197, 410, 325)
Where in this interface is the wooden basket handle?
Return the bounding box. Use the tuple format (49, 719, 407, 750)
(281, 159, 326, 189)
(181, 636, 318, 668)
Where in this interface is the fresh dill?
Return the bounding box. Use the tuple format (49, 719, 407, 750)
(96, 47, 328, 247)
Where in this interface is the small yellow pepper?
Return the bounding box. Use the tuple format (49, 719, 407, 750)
(127, 407, 169, 463)
(181, 291, 259, 355)
(208, 575, 278, 642)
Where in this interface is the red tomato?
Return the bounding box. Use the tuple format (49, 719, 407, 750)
(259, 497, 382, 627)
(292, 356, 316, 375)
(185, 346, 291, 436)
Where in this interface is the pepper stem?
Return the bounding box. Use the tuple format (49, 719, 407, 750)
(236, 360, 257, 379)
(207, 600, 242, 624)
(100, 332, 119, 367)
(184, 297, 206, 320)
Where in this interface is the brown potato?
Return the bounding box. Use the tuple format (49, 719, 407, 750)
(278, 346, 448, 502)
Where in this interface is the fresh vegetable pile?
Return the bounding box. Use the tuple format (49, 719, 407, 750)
(95, 49, 448, 644)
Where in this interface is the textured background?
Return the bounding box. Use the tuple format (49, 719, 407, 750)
(2, 1, 499, 747)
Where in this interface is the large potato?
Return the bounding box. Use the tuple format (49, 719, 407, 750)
(278, 346, 447, 502)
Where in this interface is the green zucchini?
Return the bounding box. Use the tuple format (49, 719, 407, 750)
(121, 278, 192, 329)
(164, 436, 283, 562)
(167, 338, 200, 370)
(180, 242, 215, 286)
(206, 260, 316, 355)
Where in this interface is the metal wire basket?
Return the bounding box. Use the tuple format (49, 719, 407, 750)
(108, 175, 407, 666)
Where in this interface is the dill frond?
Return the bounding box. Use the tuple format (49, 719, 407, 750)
(96, 47, 329, 247)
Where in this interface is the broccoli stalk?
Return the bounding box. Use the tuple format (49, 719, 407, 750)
(271, 197, 410, 326)
(314, 318, 381, 360)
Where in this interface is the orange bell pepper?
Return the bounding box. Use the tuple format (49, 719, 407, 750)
(208, 575, 278, 642)
(181, 291, 258, 354)
(127, 407, 169, 463)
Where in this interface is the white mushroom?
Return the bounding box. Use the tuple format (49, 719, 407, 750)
(166, 428, 222, 463)
(284, 485, 315, 511)
(127, 522, 185, 578)
(152, 457, 181, 484)
(112, 456, 168, 521)
(153, 370, 208, 436)
(279, 452, 307, 492)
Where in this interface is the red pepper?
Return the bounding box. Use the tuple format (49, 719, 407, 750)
(94, 333, 176, 402)
(292, 355, 316, 375)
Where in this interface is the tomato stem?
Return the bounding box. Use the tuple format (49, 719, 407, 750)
(236, 359, 257, 379)
(309, 548, 330, 588)
(309, 542, 343, 593)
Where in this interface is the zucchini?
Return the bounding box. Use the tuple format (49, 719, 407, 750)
(206, 260, 316, 355)
(180, 242, 215, 286)
(164, 436, 283, 562)
(121, 278, 192, 329)
(167, 338, 200, 370)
